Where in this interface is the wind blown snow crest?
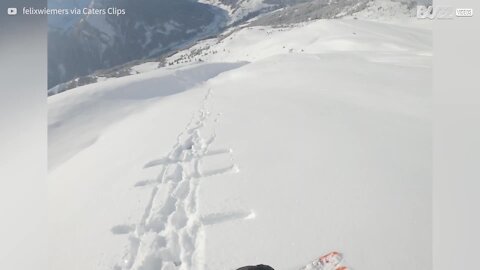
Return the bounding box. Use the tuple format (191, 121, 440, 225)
(112, 89, 251, 270)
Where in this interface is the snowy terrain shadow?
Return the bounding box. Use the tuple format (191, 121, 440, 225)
(201, 210, 255, 226)
(48, 62, 247, 171)
(104, 62, 247, 100)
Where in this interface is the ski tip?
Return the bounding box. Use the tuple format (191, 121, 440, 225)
(301, 251, 350, 270)
(319, 251, 343, 264)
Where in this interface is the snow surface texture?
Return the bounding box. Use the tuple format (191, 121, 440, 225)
(112, 89, 246, 270)
(49, 18, 431, 270)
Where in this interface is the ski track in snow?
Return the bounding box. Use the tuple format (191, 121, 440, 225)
(112, 89, 251, 270)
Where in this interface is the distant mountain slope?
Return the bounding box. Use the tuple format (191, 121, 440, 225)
(200, 0, 430, 25)
(48, 0, 430, 92)
(252, 0, 430, 26)
(48, 0, 91, 29)
(48, 0, 228, 88)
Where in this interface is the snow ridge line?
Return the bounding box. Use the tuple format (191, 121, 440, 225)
(113, 89, 250, 270)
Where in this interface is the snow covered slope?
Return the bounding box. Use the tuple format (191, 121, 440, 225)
(166, 19, 431, 66)
(48, 0, 427, 94)
(49, 18, 431, 270)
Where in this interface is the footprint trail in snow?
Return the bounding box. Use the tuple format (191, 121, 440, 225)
(113, 89, 253, 270)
